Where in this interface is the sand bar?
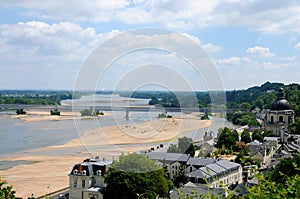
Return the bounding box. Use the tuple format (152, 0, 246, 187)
(0, 113, 211, 198)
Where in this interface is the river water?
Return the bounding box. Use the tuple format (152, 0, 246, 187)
(0, 94, 235, 164)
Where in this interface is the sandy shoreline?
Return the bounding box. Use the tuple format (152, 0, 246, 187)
(0, 113, 211, 198)
(10, 110, 111, 122)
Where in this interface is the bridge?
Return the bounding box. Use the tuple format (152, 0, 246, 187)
(0, 104, 227, 119)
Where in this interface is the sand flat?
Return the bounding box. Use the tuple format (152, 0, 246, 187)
(0, 113, 211, 198)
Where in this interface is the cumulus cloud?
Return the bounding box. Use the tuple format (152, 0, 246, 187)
(2, 1, 300, 33)
(201, 43, 222, 52)
(295, 42, 300, 49)
(0, 21, 120, 89)
(246, 46, 275, 57)
(216, 56, 250, 65)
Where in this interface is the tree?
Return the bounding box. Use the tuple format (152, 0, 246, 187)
(178, 137, 196, 156)
(268, 154, 300, 184)
(289, 118, 300, 134)
(240, 102, 251, 112)
(216, 127, 238, 150)
(251, 129, 263, 142)
(241, 130, 252, 144)
(103, 153, 173, 199)
(167, 144, 181, 153)
(242, 173, 300, 199)
(0, 177, 16, 199)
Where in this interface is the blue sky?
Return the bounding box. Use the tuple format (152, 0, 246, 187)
(0, 1, 300, 91)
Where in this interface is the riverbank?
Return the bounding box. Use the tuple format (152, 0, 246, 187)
(0, 113, 211, 198)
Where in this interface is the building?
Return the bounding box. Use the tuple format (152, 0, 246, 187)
(147, 152, 243, 188)
(170, 182, 226, 199)
(69, 158, 111, 199)
(194, 132, 215, 157)
(146, 152, 190, 179)
(186, 157, 216, 173)
(265, 88, 295, 136)
(186, 160, 243, 188)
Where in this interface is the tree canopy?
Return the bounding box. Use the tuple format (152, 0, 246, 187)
(167, 136, 197, 157)
(103, 153, 173, 199)
(216, 127, 239, 150)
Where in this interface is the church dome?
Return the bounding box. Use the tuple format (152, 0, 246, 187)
(270, 88, 292, 110)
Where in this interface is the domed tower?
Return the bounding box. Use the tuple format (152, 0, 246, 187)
(265, 88, 294, 136)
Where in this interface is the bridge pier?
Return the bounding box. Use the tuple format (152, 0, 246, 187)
(126, 110, 130, 120)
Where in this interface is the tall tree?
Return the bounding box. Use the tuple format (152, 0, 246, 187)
(216, 127, 238, 150)
(104, 153, 173, 199)
(178, 136, 196, 156)
(252, 129, 264, 142)
(241, 130, 252, 143)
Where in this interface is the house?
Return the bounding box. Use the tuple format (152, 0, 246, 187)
(186, 160, 243, 188)
(69, 158, 111, 199)
(186, 157, 216, 173)
(194, 131, 215, 156)
(248, 140, 264, 157)
(146, 152, 190, 179)
(170, 182, 226, 199)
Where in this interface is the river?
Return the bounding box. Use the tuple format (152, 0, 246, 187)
(0, 94, 235, 167)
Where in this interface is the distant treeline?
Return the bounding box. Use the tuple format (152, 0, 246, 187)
(117, 82, 300, 117)
(118, 91, 211, 108)
(0, 90, 85, 105)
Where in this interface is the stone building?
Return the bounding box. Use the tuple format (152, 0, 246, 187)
(265, 88, 294, 136)
(69, 158, 111, 199)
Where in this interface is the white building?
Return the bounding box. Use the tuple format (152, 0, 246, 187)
(146, 152, 190, 179)
(69, 158, 111, 199)
(265, 88, 294, 136)
(186, 160, 243, 188)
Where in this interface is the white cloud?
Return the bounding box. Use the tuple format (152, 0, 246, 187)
(262, 62, 297, 70)
(0, 21, 121, 89)
(216, 56, 250, 65)
(201, 43, 222, 52)
(2, 1, 300, 33)
(295, 42, 300, 49)
(246, 46, 275, 57)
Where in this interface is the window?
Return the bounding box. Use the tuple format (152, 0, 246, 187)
(279, 116, 283, 123)
(271, 116, 274, 123)
(82, 180, 85, 188)
(74, 179, 77, 188)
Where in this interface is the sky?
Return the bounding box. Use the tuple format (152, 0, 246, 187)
(0, 0, 300, 91)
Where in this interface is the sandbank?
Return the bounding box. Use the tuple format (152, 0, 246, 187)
(10, 110, 110, 122)
(0, 113, 211, 198)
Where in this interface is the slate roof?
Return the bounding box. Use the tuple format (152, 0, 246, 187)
(146, 152, 190, 164)
(186, 158, 216, 166)
(216, 160, 241, 171)
(248, 140, 261, 146)
(170, 182, 226, 199)
(186, 160, 241, 181)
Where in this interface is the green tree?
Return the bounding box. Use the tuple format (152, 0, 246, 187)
(240, 102, 251, 112)
(268, 154, 300, 184)
(216, 127, 238, 150)
(241, 130, 252, 144)
(289, 118, 300, 134)
(167, 144, 181, 153)
(242, 173, 300, 199)
(178, 137, 196, 156)
(251, 129, 263, 142)
(103, 153, 173, 199)
(0, 177, 16, 199)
